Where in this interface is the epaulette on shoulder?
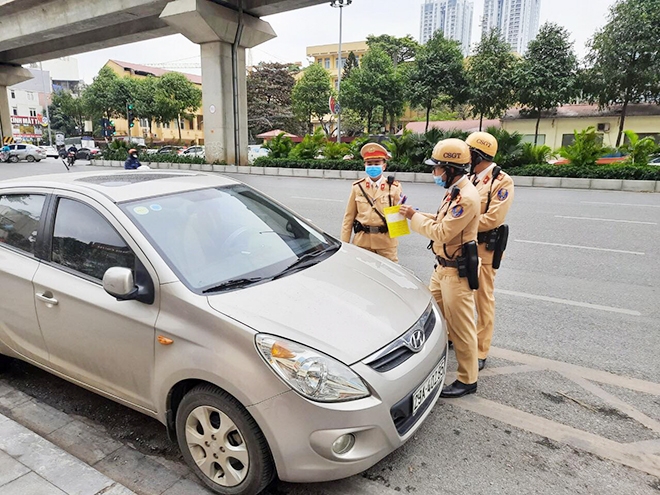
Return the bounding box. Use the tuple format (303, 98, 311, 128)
(353, 178, 366, 186)
(392, 180, 400, 187)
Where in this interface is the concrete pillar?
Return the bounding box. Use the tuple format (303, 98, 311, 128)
(160, 0, 276, 165)
(0, 65, 32, 141)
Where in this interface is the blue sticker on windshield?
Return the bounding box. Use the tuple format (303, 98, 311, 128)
(150, 204, 162, 211)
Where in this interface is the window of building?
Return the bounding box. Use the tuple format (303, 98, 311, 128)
(10, 90, 15, 99)
(163, 122, 170, 129)
(324, 58, 330, 69)
(0, 194, 45, 255)
(12, 107, 18, 116)
(179, 119, 186, 130)
(29, 108, 37, 117)
(562, 132, 603, 147)
(521, 134, 545, 145)
(26, 92, 35, 101)
(51, 198, 135, 281)
(139, 118, 149, 128)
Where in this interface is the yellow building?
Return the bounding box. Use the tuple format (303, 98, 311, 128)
(306, 41, 368, 89)
(104, 60, 204, 145)
(501, 104, 660, 149)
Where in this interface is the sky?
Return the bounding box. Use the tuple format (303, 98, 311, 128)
(74, 0, 617, 83)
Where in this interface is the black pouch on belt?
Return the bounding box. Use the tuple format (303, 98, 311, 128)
(353, 220, 364, 233)
(492, 224, 509, 269)
(463, 241, 480, 290)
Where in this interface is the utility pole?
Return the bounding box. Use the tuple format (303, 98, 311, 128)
(39, 61, 53, 146)
(330, 0, 352, 144)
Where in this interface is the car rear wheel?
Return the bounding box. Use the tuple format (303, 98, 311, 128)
(8, 156, 18, 163)
(175, 384, 274, 495)
(26, 155, 35, 162)
(35, 159, 41, 162)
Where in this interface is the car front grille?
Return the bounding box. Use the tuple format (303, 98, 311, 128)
(364, 304, 436, 373)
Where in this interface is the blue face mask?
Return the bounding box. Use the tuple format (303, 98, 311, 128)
(365, 165, 383, 178)
(434, 175, 446, 187)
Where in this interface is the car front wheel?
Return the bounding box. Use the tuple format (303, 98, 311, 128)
(8, 156, 18, 163)
(175, 384, 274, 495)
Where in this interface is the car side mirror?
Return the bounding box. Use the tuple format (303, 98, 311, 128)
(103, 267, 139, 301)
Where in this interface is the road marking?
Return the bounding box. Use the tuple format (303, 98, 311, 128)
(291, 196, 344, 203)
(478, 365, 540, 377)
(495, 289, 642, 316)
(581, 201, 660, 208)
(560, 372, 660, 435)
(625, 439, 660, 455)
(448, 396, 660, 478)
(555, 215, 657, 225)
(489, 347, 660, 396)
(514, 239, 645, 256)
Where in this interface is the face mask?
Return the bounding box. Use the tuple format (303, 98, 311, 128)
(433, 175, 446, 188)
(365, 165, 383, 178)
(131, 154, 138, 159)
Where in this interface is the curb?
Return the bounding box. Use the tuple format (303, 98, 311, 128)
(0, 412, 136, 495)
(91, 161, 659, 193)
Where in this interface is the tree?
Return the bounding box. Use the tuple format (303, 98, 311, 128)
(341, 48, 403, 133)
(132, 76, 159, 141)
(584, 0, 660, 146)
(466, 29, 518, 130)
(291, 63, 334, 134)
(342, 52, 359, 80)
(406, 31, 466, 132)
(154, 72, 202, 141)
(514, 23, 578, 145)
(83, 66, 123, 120)
(620, 130, 657, 165)
(247, 62, 300, 139)
(48, 90, 89, 136)
(559, 127, 609, 167)
(366, 34, 420, 67)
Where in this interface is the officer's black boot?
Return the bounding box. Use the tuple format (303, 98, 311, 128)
(440, 380, 477, 398)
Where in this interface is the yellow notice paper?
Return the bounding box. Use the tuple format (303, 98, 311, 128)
(384, 205, 410, 238)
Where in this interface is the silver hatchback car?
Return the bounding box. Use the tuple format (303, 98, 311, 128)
(0, 171, 448, 495)
(4, 143, 47, 162)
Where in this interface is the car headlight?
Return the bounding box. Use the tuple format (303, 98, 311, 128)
(255, 335, 370, 402)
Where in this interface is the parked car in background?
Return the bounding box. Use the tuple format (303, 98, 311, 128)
(248, 145, 270, 164)
(182, 146, 205, 158)
(76, 148, 102, 160)
(4, 144, 47, 162)
(649, 156, 660, 165)
(42, 146, 60, 158)
(156, 146, 185, 155)
(0, 171, 448, 495)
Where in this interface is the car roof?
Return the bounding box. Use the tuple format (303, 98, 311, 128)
(0, 170, 240, 203)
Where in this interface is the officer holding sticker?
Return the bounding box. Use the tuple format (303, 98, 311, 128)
(465, 132, 514, 371)
(341, 143, 403, 262)
(400, 139, 480, 398)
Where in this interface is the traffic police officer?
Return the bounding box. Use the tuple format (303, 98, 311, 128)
(341, 143, 403, 262)
(400, 139, 480, 398)
(465, 131, 514, 371)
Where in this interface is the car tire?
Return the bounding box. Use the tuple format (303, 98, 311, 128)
(0, 354, 13, 373)
(26, 155, 35, 162)
(175, 384, 274, 495)
(35, 159, 41, 162)
(8, 156, 18, 163)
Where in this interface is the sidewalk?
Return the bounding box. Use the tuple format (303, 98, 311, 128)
(0, 412, 135, 495)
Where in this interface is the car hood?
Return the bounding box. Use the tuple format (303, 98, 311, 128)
(206, 245, 432, 364)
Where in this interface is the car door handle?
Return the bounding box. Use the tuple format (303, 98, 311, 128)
(36, 292, 59, 306)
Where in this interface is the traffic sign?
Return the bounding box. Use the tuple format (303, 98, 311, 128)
(55, 133, 65, 146)
(41, 116, 49, 125)
(329, 96, 341, 115)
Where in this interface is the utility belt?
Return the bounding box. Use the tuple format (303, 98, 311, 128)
(477, 225, 509, 269)
(434, 241, 479, 290)
(353, 221, 388, 234)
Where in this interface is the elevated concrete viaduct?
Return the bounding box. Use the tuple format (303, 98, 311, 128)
(0, 0, 328, 163)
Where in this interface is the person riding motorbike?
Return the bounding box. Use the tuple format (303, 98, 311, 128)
(124, 149, 141, 170)
(66, 145, 78, 166)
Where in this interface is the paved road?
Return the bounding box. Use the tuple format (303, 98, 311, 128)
(0, 161, 659, 495)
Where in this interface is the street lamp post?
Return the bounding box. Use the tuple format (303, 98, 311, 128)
(330, 0, 351, 144)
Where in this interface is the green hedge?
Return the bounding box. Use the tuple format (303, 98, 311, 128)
(252, 157, 428, 173)
(507, 164, 660, 181)
(98, 150, 208, 164)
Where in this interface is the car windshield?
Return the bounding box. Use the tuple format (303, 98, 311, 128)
(121, 185, 338, 292)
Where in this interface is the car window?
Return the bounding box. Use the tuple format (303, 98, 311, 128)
(51, 198, 135, 281)
(17, 145, 26, 150)
(122, 185, 337, 291)
(0, 194, 45, 255)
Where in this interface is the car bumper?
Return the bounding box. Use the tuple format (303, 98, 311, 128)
(248, 307, 447, 483)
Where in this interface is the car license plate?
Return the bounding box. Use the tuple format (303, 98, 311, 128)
(412, 355, 446, 416)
